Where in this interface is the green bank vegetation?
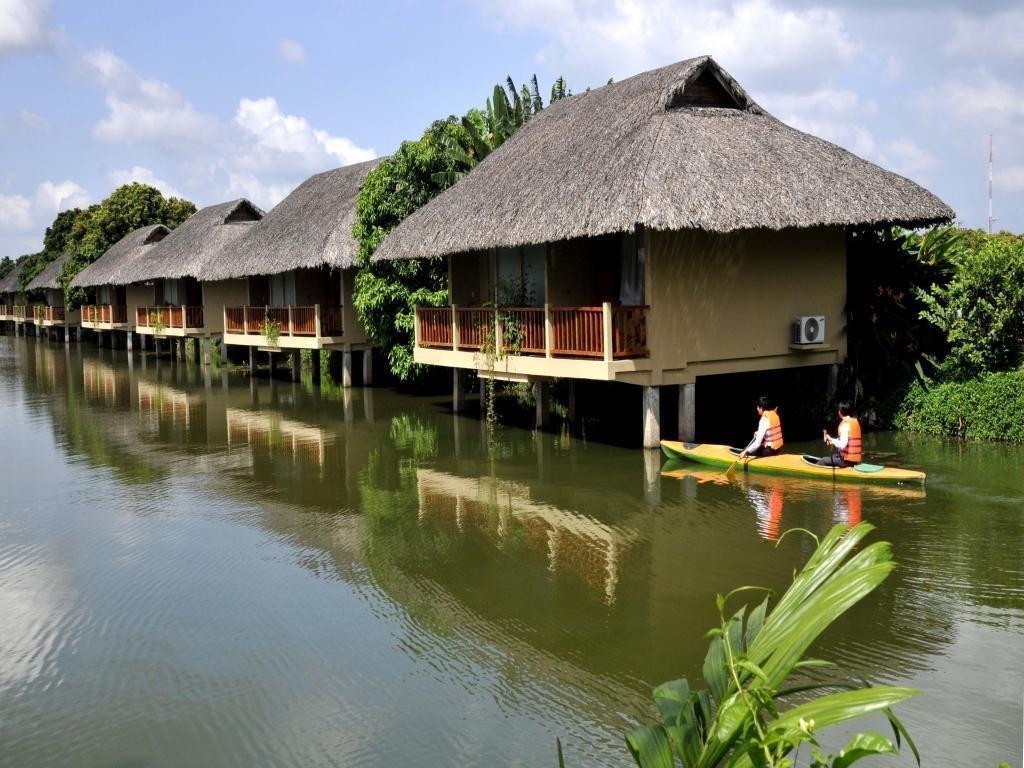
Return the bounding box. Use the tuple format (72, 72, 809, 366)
(848, 227, 1024, 442)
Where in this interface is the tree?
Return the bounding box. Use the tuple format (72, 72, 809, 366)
(352, 119, 468, 380)
(0, 256, 12, 279)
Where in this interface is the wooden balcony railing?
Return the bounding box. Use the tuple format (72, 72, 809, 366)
(12, 305, 29, 319)
(81, 305, 127, 324)
(416, 304, 648, 360)
(224, 305, 342, 340)
(136, 305, 204, 330)
(39, 306, 66, 322)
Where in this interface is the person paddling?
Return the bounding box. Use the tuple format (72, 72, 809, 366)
(817, 401, 863, 467)
(738, 396, 784, 459)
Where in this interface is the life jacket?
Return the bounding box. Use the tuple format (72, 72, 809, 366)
(839, 416, 863, 463)
(764, 409, 784, 450)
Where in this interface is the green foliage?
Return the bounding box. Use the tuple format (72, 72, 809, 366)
(607, 523, 918, 768)
(57, 183, 196, 306)
(0, 256, 13, 279)
(915, 231, 1024, 380)
(896, 370, 1024, 442)
(261, 313, 282, 347)
(352, 119, 462, 380)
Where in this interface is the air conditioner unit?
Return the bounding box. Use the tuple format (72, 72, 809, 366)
(792, 316, 825, 345)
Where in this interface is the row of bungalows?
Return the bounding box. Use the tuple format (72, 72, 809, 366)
(372, 55, 955, 446)
(0, 261, 29, 327)
(55, 159, 378, 384)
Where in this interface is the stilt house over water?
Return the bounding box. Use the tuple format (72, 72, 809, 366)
(0, 261, 29, 330)
(70, 223, 171, 341)
(25, 253, 78, 340)
(372, 55, 955, 446)
(198, 158, 381, 386)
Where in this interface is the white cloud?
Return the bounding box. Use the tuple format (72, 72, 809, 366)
(945, 7, 1024, 59)
(475, 0, 857, 87)
(109, 166, 183, 199)
(234, 96, 377, 172)
(0, 194, 33, 230)
(766, 88, 879, 156)
(79, 49, 375, 210)
(880, 138, 936, 180)
(0, 0, 54, 57)
(933, 73, 1024, 122)
(277, 38, 306, 64)
(995, 165, 1024, 191)
(19, 109, 49, 131)
(82, 48, 221, 147)
(34, 179, 89, 214)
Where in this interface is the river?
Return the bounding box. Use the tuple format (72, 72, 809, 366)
(0, 337, 1021, 767)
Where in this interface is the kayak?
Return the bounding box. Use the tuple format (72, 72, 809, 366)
(660, 441, 926, 485)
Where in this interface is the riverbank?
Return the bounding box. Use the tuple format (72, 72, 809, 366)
(898, 369, 1024, 443)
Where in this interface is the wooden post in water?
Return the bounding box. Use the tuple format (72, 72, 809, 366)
(679, 383, 696, 442)
(341, 349, 353, 388)
(290, 349, 300, 382)
(534, 380, 548, 429)
(452, 370, 465, 413)
(362, 349, 373, 386)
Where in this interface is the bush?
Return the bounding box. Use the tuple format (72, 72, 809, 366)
(896, 369, 1024, 442)
(916, 232, 1024, 380)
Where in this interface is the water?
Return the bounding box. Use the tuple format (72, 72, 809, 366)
(0, 336, 1021, 767)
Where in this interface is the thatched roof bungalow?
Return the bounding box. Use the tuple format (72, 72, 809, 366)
(373, 55, 954, 445)
(199, 159, 381, 368)
(26, 253, 79, 328)
(0, 261, 30, 323)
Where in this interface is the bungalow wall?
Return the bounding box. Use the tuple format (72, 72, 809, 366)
(643, 226, 846, 385)
(202, 279, 248, 334)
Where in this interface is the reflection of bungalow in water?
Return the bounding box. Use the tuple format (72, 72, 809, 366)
(0, 261, 30, 332)
(374, 56, 953, 446)
(25, 253, 79, 341)
(81, 358, 131, 407)
(137, 379, 203, 429)
(199, 160, 380, 386)
(226, 407, 334, 468)
(71, 202, 265, 358)
(416, 468, 638, 604)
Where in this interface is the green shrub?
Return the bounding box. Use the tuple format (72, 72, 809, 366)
(916, 233, 1024, 380)
(896, 369, 1024, 442)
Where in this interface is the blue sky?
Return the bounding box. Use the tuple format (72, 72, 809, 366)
(1, 0, 1022, 256)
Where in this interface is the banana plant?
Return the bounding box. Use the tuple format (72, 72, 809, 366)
(622, 523, 919, 767)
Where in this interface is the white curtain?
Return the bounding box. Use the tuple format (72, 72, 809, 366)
(619, 232, 645, 305)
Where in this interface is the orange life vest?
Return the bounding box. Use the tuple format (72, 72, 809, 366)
(839, 416, 863, 463)
(764, 409, 784, 450)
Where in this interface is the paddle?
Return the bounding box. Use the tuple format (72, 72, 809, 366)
(725, 458, 738, 479)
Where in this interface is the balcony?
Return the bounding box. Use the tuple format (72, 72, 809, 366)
(222, 305, 344, 350)
(0, 305, 11, 320)
(136, 305, 204, 336)
(414, 303, 650, 381)
(36, 306, 76, 326)
(81, 304, 129, 329)
(12, 305, 31, 322)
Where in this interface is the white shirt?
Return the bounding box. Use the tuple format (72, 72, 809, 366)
(827, 421, 850, 451)
(743, 415, 770, 454)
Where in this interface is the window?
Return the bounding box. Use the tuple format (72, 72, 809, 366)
(495, 245, 545, 306)
(619, 232, 645, 306)
(270, 272, 296, 305)
(162, 279, 179, 306)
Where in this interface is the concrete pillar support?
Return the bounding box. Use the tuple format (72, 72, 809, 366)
(248, 346, 256, 372)
(453, 370, 465, 413)
(534, 380, 548, 430)
(362, 349, 373, 387)
(341, 350, 353, 388)
(311, 349, 321, 383)
(678, 383, 696, 443)
(268, 351, 276, 376)
(202, 336, 211, 366)
(643, 385, 661, 449)
(126, 331, 133, 351)
(290, 349, 301, 382)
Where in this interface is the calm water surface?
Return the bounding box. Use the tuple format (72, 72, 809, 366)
(0, 337, 1021, 767)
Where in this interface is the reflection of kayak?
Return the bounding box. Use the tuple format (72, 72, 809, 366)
(660, 441, 926, 485)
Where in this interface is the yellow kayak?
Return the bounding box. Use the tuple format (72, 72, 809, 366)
(660, 441, 926, 485)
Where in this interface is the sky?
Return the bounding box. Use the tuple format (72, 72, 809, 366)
(1, 0, 1022, 257)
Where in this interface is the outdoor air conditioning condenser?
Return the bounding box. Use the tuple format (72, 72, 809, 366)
(792, 316, 825, 345)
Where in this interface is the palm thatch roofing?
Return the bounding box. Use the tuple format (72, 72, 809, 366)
(374, 56, 954, 262)
(70, 224, 170, 289)
(26, 253, 70, 292)
(127, 199, 263, 283)
(199, 159, 382, 281)
(0, 260, 27, 295)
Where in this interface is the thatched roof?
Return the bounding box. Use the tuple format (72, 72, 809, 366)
(0, 260, 28, 295)
(127, 199, 263, 283)
(374, 56, 954, 262)
(70, 224, 169, 289)
(26, 253, 70, 292)
(200, 159, 382, 281)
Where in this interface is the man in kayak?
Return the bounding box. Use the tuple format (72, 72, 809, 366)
(817, 401, 863, 467)
(738, 396, 784, 458)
